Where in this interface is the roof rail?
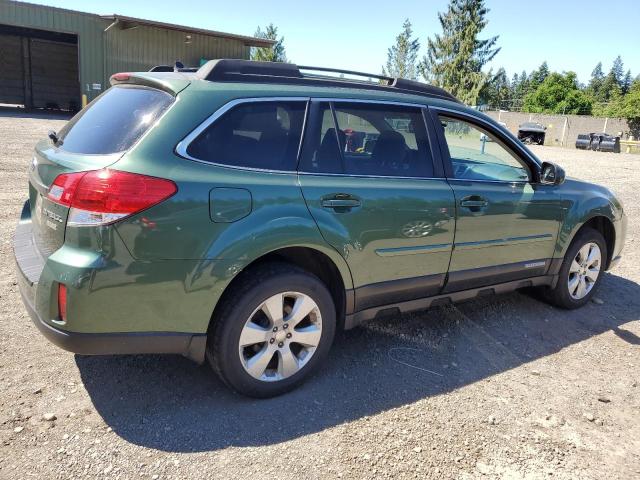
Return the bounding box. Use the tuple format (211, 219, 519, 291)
(196, 59, 460, 103)
(298, 65, 393, 83)
(149, 62, 198, 73)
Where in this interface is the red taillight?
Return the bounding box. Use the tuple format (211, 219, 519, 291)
(58, 284, 67, 322)
(47, 169, 177, 226)
(111, 72, 131, 82)
(49, 172, 86, 207)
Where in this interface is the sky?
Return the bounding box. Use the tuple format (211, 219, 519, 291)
(30, 0, 640, 84)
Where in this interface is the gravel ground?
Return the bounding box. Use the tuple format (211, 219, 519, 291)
(0, 110, 639, 479)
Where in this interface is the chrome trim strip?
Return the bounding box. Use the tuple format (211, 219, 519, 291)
(297, 171, 444, 181)
(175, 95, 445, 179)
(448, 178, 529, 186)
(375, 243, 452, 257)
(311, 97, 428, 109)
(454, 233, 553, 250)
(175, 96, 310, 170)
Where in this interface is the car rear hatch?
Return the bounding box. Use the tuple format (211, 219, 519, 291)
(27, 73, 185, 258)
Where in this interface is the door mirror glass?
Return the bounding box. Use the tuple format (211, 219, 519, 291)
(540, 162, 565, 185)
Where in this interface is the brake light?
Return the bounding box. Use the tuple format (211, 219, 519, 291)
(47, 169, 177, 226)
(58, 284, 67, 322)
(111, 72, 131, 82)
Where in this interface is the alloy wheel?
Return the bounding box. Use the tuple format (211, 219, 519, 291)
(568, 242, 601, 300)
(238, 292, 322, 382)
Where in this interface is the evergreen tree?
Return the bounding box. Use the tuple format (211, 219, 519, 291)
(622, 69, 633, 95)
(418, 0, 500, 105)
(588, 62, 605, 98)
(611, 55, 625, 87)
(382, 19, 420, 80)
(529, 61, 550, 89)
(508, 70, 529, 109)
(251, 24, 287, 62)
(481, 67, 510, 108)
(591, 62, 604, 80)
(600, 70, 622, 103)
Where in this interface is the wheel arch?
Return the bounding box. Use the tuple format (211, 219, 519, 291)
(561, 214, 616, 270)
(208, 245, 353, 335)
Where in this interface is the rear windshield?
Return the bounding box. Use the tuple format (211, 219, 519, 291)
(55, 85, 174, 155)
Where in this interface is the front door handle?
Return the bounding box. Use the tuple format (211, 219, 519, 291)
(321, 194, 361, 210)
(460, 196, 488, 209)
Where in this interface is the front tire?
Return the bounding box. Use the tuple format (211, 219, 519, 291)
(545, 228, 607, 309)
(207, 263, 336, 398)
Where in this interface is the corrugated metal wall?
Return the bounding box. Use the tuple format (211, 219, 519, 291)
(104, 24, 250, 81)
(0, 0, 252, 104)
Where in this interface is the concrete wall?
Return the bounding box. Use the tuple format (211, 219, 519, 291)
(485, 110, 632, 148)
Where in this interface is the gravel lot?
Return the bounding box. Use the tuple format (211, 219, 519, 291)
(0, 110, 638, 479)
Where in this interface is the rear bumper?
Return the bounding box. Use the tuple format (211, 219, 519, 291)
(14, 207, 206, 363)
(17, 276, 206, 361)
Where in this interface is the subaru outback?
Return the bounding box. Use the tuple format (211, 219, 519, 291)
(14, 60, 626, 397)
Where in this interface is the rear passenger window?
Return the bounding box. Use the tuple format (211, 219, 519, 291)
(186, 101, 306, 170)
(300, 102, 434, 177)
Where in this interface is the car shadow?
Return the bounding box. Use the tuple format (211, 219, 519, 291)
(0, 106, 73, 120)
(76, 271, 640, 452)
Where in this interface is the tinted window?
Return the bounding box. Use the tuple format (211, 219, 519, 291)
(57, 86, 173, 154)
(300, 102, 434, 177)
(186, 101, 306, 171)
(299, 102, 343, 174)
(439, 116, 530, 182)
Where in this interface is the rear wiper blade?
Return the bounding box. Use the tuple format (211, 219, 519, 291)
(48, 130, 60, 145)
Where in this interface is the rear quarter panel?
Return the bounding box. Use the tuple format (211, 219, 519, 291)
(103, 86, 353, 332)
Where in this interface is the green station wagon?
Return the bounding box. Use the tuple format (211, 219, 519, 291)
(14, 60, 626, 397)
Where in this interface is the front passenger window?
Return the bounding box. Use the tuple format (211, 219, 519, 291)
(439, 116, 529, 182)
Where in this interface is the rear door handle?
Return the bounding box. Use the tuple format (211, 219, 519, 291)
(460, 199, 488, 207)
(321, 194, 361, 209)
(460, 196, 488, 209)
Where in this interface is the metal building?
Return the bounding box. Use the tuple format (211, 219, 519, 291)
(0, 0, 274, 110)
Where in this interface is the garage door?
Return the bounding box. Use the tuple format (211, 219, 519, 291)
(0, 25, 79, 111)
(30, 39, 79, 110)
(0, 34, 25, 105)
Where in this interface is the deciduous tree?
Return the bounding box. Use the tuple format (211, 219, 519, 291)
(523, 72, 592, 115)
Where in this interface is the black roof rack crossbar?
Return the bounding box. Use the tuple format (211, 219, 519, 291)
(197, 59, 461, 103)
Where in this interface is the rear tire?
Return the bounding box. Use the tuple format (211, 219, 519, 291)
(544, 228, 607, 309)
(207, 262, 336, 398)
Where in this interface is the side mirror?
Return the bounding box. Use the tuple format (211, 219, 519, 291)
(540, 161, 565, 186)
